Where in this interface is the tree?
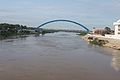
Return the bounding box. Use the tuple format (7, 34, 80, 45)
(105, 27, 111, 34)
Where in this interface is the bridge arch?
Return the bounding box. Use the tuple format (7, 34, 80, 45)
(37, 19, 89, 32)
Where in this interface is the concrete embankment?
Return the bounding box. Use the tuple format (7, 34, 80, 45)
(83, 34, 120, 50)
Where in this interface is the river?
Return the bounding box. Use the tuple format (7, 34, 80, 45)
(0, 32, 120, 80)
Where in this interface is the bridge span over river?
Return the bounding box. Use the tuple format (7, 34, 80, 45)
(36, 19, 90, 33)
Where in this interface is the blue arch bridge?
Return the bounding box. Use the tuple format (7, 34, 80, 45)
(36, 19, 90, 34)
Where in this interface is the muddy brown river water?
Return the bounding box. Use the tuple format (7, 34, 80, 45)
(0, 32, 120, 80)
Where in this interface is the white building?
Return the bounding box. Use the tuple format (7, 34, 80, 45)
(105, 19, 120, 39)
(113, 19, 120, 37)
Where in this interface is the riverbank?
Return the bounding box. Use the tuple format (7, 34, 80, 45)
(83, 34, 120, 50)
(0, 23, 37, 40)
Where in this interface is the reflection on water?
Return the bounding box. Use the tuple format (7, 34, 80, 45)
(111, 50, 120, 71)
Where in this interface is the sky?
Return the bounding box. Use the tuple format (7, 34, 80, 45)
(0, 0, 120, 30)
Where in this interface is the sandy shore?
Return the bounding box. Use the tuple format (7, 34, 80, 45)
(83, 34, 120, 50)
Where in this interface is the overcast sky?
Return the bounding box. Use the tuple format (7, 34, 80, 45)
(0, 0, 120, 29)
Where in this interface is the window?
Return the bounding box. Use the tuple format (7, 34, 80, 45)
(118, 25, 120, 28)
(118, 29, 120, 31)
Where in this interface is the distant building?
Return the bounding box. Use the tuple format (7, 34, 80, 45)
(92, 27, 106, 36)
(113, 19, 120, 36)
